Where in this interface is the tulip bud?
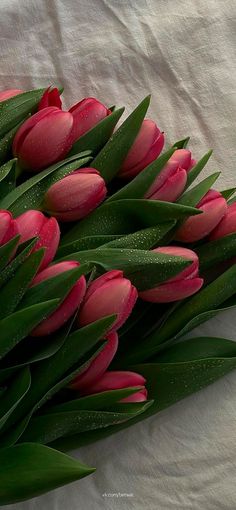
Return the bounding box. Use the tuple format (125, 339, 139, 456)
(118, 119, 164, 179)
(78, 270, 138, 333)
(139, 246, 203, 303)
(31, 261, 86, 336)
(69, 97, 110, 143)
(120, 388, 148, 403)
(15, 210, 60, 270)
(78, 370, 147, 399)
(169, 149, 196, 172)
(38, 87, 62, 110)
(145, 159, 187, 202)
(0, 210, 18, 246)
(44, 168, 107, 222)
(13, 106, 74, 171)
(209, 203, 236, 241)
(0, 89, 23, 102)
(70, 332, 118, 391)
(175, 189, 227, 242)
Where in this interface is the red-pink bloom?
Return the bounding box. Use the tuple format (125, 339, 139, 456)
(78, 370, 147, 400)
(118, 119, 164, 179)
(120, 388, 148, 402)
(139, 246, 203, 303)
(176, 189, 227, 242)
(0, 89, 23, 102)
(78, 270, 138, 333)
(15, 210, 60, 270)
(31, 261, 86, 336)
(38, 87, 62, 111)
(145, 159, 187, 202)
(70, 332, 118, 391)
(0, 210, 18, 246)
(169, 149, 196, 172)
(69, 97, 110, 143)
(13, 106, 74, 171)
(44, 168, 107, 222)
(209, 203, 236, 241)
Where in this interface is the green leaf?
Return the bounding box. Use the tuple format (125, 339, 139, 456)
(46, 387, 145, 413)
(18, 263, 90, 310)
(172, 137, 190, 149)
(0, 299, 59, 360)
(0, 235, 20, 273)
(0, 368, 31, 429)
(220, 188, 236, 200)
(107, 148, 175, 202)
(178, 172, 220, 206)
(0, 443, 95, 505)
(0, 88, 46, 137)
(21, 403, 151, 445)
(185, 150, 213, 188)
(97, 223, 176, 250)
(0, 152, 91, 216)
(125, 263, 236, 363)
(69, 107, 125, 156)
(92, 96, 151, 182)
(0, 237, 37, 288)
(3, 316, 115, 434)
(0, 159, 16, 199)
(0, 121, 26, 166)
(58, 247, 190, 291)
(197, 233, 236, 270)
(61, 199, 200, 245)
(56, 235, 121, 259)
(0, 249, 44, 319)
(54, 338, 236, 451)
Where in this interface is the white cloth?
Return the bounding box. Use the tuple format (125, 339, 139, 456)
(2, 0, 236, 508)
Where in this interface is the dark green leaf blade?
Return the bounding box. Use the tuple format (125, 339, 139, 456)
(186, 150, 213, 188)
(0, 235, 20, 273)
(0, 159, 16, 199)
(0, 368, 31, 429)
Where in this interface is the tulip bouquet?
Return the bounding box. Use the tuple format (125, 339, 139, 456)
(0, 86, 236, 505)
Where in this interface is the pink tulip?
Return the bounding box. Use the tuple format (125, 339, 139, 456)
(69, 97, 110, 143)
(31, 261, 86, 336)
(0, 89, 23, 102)
(0, 210, 18, 246)
(175, 189, 227, 242)
(44, 168, 107, 222)
(169, 149, 196, 172)
(70, 331, 118, 391)
(139, 246, 203, 303)
(209, 203, 236, 241)
(78, 270, 138, 333)
(145, 159, 187, 202)
(13, 106, 74, 171)
(78, 370, 147, 399)
(38, 87, 62, 110)
(15, 210, 60, 270)
(120, 388, 148, 402)
(118, 119, 164, 179)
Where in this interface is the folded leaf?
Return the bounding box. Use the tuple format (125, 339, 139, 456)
(220, 188, 236, 200)
(92, 96, 150, 182)
(0, 235, 20, 273)
(61, 199, 200, 244)
(172, 137, 190, 149)
(0, 368, 31, 429)
(0, 443, 94, 505)
(185, 150, 213, 188)
(0, 237, 37, 288)
(0, 160, 16, 199)
(0, 88, 46, 137)
(178, 172, 220, 206)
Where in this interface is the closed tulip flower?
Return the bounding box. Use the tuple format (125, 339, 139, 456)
(70, 332, 118, 391)
(44, 168, 107, 222)
(80, 370, 147, 402)
(31, 261, 86, 336)
(169, 149, 196, 172)
(118, 119, 164, 179)
(0, 210, 18, 246)
(209, 203, 236, 241)
(0, 89, 23, 102)
(13, 106, 74, 171)
(38, 86, 62, 110)
(145, 159, 187, 202)
(15, 210, 60, 270)
(139, 246, 203, 303)
(78, 270, 138, 333)
(176, 189, 227, 242)
(69, 97, 110, 143)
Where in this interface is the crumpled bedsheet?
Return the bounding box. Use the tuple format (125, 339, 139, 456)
(2, 0, 236, 508)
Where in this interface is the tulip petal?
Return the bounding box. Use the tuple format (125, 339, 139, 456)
(81, 370, 146, 395)
(176, 197, 227, 242)
(139, 277, 204, 303)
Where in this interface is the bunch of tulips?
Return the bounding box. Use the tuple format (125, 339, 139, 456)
(0, 86, 236, 505)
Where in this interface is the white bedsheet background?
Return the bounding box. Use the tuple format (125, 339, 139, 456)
(1, 0, 236, 508)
